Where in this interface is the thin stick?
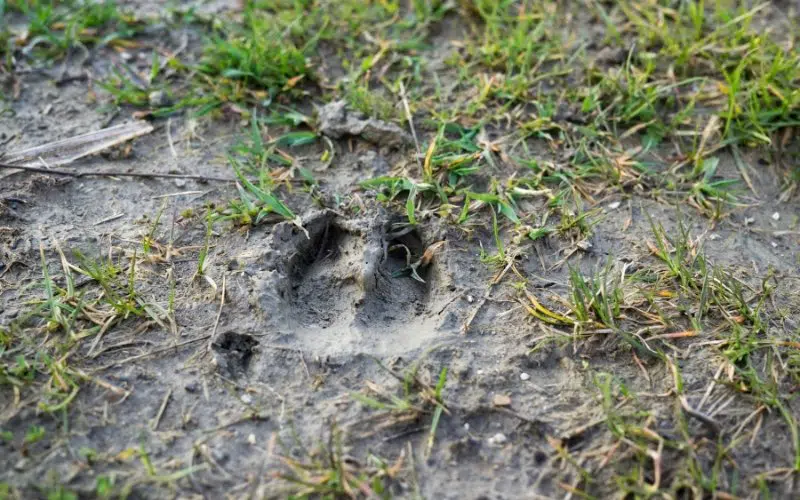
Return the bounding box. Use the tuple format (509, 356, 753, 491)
(94, 213, 125, 225)
(167, 117, 178, 159)
(680, 395, 721, 435)
(632, 351, 651, 387)
(382, 427, 427, 443)
(151, 388, 173, 431)
(462, 260, 513, 334)
(299, 349, 311, 379)
(399, 81, 422, 170)
(71, 368, 129, 397)
(87, 314, 118, 357)
(0, 121, 154, 167)
(698, 364, 725, 410)
(151, 190, 207, 199)
(92, 335, 211, 371)
(732, 145, 759, 197)
(207, 274, 227, 352)
(0, 162, 235, 182)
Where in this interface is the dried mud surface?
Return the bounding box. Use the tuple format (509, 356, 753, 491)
(1, 3, 800, 500)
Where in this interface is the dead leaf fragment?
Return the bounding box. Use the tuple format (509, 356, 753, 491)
(420, 240, 447, 267)
(493, 394, 512, 407)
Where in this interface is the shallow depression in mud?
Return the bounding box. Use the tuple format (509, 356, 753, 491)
(289, 222, 362, 328)
(353, 225, 430, 326)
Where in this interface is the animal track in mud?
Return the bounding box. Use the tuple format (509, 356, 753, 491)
(251, 209, 454, 354)
(288, 214, 431, 332)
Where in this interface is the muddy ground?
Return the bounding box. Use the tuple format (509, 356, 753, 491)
(1, 1, 800, 499)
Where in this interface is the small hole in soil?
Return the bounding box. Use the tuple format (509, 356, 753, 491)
(212, 332, 258, 377)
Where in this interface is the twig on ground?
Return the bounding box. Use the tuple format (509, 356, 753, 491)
(399, 80, 422, 171)
(679, 395, 721, 436)
(207, 274, 227, 352)
(0, 162, 235, 182)
(151, 388, 173, 431)
(0, 121, 154, 167)
(93, 335, 212, 371)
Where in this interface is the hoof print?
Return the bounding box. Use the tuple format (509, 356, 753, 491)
(260, 210, 450, 355)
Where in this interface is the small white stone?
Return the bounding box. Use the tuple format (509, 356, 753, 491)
(466, 295, 474, 303)
(464, 423, 470, 431)
(149, 90, 171, 108)
(240, 393, 253, 404)
(488, 433, 508, 445)
(520, 373, 530, 381)
(772, 212, 780, 221)
(477, 369, 484, 375)
(608, 201, 621, 210)
(771, 241, 778, 248)
(247, 433, 256, 445)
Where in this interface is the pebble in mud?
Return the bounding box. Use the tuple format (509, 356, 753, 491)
(488, 433, 508, 446)
(148, 90, 171, 108)
(211, 449, 229, 464)
(520, 373, 530, 381)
